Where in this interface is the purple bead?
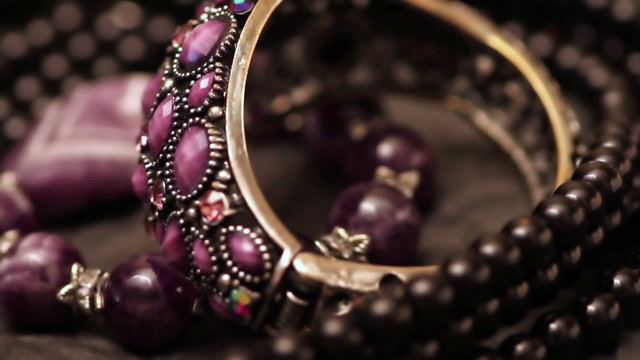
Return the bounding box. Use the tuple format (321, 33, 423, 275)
(228, 231, 263, 274)
(188, 72, 216, 108)
(148, 95, 174, 158)
(179, 18, 231, 70)
(174, 126, 209, 194)
(141, 71, 163, 118)
(193, 239, 213, 274)
(0, 233, 84, 330)
(303, 97, 382, 166)
(131, 165, 148, 200)
(162, 220, 188, 272)
(103, 254, 196, 351)
(0, 189, 38, 234)
(346, 125, 436, 208)
(329, 183, 421, 265)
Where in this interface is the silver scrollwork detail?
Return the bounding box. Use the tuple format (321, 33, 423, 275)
(57, 263, 110, 315)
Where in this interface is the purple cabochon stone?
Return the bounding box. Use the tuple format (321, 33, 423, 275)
(141, 71, 163, 118)
(174, 126, 209, 194)
(228, 231, 263, 274)
(0, 233, 84, 330)
(179, 18, 231, 69)
(188, 72, 216, 108)
(1, 76, 146, 222)
(193, 239, 213, 274)
(329, 183, 421, 265)
(148, 95, 174, 157)
(103, 254, 196, 351)
(0, 187, 38, 234)
(131, 165, 148, 200)
(162, 220, 188, 272)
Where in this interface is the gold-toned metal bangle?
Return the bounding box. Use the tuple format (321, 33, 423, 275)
(139, 0, 575, 330)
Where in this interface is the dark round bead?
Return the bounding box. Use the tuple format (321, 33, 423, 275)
(473, 298, 501, 339)
(572, 161, 624, 211)
(473, 348, 504, 360)
(583, 227, 605, 255)
(534, 313, 585, 359)
(406, 339, 442, 360)
(595, 132, 638, 162)
(470, 234, 523, 289)
(533, 194, 587, 250)
(360, 294, 415, 357)
(529, 263, 560, 306)
(582, 146, 633, 180)
(558, 246, 583, 284)
(103, 254, 197, 351)
(345, 125, 436, 208)
(604, 267, 640, 327)
(500, 282, 531, 324)
(441, 253, 492, 313)
(312, 315, 364, 359)
(270, 333, 315, 360)
(378, 273, 406, 300)
(576, 293, 623, 354)
(500, 334, 549, 360)
(329, 182, 421, 265)
(303, 96, 383, 166)
(440, 317, 475, 359)
(407, 274, 454, 338)
(554, 180, 604, 230)
(0, 233, 83, 330)
(502, 217, 555, 271)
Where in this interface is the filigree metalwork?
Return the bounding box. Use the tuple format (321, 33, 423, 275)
(315, 227, 371, 263)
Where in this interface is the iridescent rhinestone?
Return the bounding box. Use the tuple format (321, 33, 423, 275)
(199, 190, 229, 224)
(230, 287, 255, 318)
(230, 0, 253, 14)
(150, 180, 166, 210)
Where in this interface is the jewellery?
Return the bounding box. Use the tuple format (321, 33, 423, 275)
(135, 0, 576, 332)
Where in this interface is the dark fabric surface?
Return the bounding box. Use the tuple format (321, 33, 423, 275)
(1, 97, 636, 359)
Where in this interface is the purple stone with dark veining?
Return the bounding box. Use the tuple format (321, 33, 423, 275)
(162, 220, 188, 272)
(148, 95, 174, 157)
(188, 72, 216, 108)
(141, 71, 163, 117)
(174, 126, 209, 194)
(329, 183, 421, 265)
(179, 18, 231, 70)
(1, 76, 146, 223)
(229, 231, 263, 273)
(193, 239, 213, 274)
(303, 96, 383, 166)
(0, 233, 84, 330)
(103, 254, 196, 351)
(346, 125, 436, 208)
(131, 165, 148, 200)
(0, 188, 38, 234)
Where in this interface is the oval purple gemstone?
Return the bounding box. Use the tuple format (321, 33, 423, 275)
(188, 72, 216, 108)
(346, 125, 436, 208)
(174, 126, 209, 194)
(141, 71, 163, 118)
(103, 254, 196, 351)
(0, 189, 38, 234)
(0, 233, 84, 330)
(329, 183, 421, 265)
(131, 165, 148, 200)
(228, 231, 263, 274)
(148, 95, 174, 157)
(162, 220, 188, 272)
(179, 18, 231, 70)
(193, 239, 213, 274)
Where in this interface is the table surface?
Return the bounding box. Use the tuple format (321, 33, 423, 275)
(1, 96, 637, 359)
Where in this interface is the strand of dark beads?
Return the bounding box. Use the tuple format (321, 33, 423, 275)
(243, 121, 640, 360)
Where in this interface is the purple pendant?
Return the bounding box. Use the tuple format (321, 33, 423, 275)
(148, 95, 174, 157)
(131, 165, 148, 200)
(228, 231, 263, 274)
(162, 220, 188, 271)
(103, 254, 196, 351)
(141, 71, 163, 118)
(188, 72, 216, 108)
(174, 126, 210, 194)
(179, 18, 231, 70)
(193, 239, 213, 274)
(0, 233, 84, 330)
